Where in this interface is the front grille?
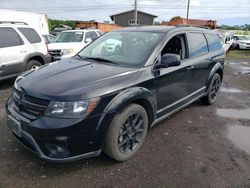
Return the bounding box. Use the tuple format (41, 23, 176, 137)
(247, 43, 250, 45)
(12, 89, 49, 119)
(48, 49, 62, 57)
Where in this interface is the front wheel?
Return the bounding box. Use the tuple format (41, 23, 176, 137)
(104, 104, 148, 161)
(201, 73, 221, 105)
(26, 60, 42, 70)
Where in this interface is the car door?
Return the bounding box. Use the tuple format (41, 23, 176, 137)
(154, 33, 196, 118)
(186, 32, 213, 92)
(0, 27, 30, 77)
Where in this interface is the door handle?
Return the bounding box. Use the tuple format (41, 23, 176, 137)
(20, 49, 28, 53)
(186, 65, 195, 70)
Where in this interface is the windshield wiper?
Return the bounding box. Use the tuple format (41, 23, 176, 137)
(75, 54, 85, 60)
(84, 57, 117, 64)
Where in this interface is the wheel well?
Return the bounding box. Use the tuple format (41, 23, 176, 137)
(131, 98, 154, 127)
(28, 56, 44, 65)
(216, 68, 223, 81)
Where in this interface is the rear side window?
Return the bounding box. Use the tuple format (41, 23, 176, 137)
(97, 31, 102, 36)
(188, 33, 208, 57)
(18, 28, 41, 44)
(206, 34, 222, 52)
(0, 27, 23, 48)
(85, 31, 99, 41)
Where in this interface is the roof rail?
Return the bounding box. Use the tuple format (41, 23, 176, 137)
(0, 21, 28, 25)
(77, 27, 97, 30)
(175, 24, 211, 30)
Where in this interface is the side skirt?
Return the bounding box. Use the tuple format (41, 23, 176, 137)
(152, 91, 206, 127)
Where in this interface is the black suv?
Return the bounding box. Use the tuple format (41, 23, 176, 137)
(6, 26, 224, 162)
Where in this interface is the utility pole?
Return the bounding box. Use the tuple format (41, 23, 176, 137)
(135, 0, 138, 25)
(186, 0, 190, 20)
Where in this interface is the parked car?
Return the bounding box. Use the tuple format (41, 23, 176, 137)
(6, 26, 225, 162)
(233, 35, 250, 50)
(0, 22, 51, 81)
(214, 30, 235, 53)
(42, 34, 56, 44)
(48, 29, 102, 61)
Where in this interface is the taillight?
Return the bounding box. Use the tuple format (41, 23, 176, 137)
(45, 43, 49, 54)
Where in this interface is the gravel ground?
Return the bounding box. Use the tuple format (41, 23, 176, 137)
(0, 59, 250, 188)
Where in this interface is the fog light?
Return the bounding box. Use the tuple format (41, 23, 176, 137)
(45, 144, 70, 158)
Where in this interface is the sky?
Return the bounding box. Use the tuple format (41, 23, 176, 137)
(0, 0, 249, 25)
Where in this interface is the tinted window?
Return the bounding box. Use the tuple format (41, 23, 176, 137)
(206, 34, 222, 52)
(85, 31, 98, 41)
(188, 33, 208, 57)
(18, 28, 41, 44)
(97, 31, 102, 36)
(0, 27, 23, 48)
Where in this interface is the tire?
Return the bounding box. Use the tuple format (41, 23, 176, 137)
(201, 73, 221, 105)
(26, 60, 42, 70)
(104, 104, 148, 162)
(235, 44, 240, 50)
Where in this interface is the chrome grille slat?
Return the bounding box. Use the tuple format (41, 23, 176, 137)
(48, 49, 61, 57)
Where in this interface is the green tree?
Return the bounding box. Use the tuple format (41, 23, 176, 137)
(170, 16, 182, 21)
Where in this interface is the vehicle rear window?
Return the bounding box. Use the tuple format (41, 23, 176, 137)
(205, 34, 222, 52)
(18, 27, 41, 44)
(0, 27, 23, 48)
(188, 33, 208, 57)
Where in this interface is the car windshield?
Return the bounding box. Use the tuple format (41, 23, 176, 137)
(235, 36, 249, 40)
(77, 31, 163, 67)
(54, 31, 84, 43)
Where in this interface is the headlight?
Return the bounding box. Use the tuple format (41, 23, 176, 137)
(61, 48, 74, 55)
(45, 97, 100, 118)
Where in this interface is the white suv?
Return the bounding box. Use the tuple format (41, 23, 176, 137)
(0, 22, 51, 81)
(48, 29, 102, 61)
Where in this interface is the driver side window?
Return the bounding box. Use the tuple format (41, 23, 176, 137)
(161, 34, 187, 60)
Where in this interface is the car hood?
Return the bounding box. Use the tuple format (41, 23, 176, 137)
(237, 40, 250, 43)
(48, 42, 84, 51)
(17, 58, 139, 100)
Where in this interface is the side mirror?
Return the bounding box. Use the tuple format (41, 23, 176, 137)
(156, 54, 181, 69)
(85, 38, 92, 43)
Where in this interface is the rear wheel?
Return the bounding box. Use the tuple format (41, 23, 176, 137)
(104, 104, 148, 161)
(26, 60, 42, 70)
(201, 73, 221, 105)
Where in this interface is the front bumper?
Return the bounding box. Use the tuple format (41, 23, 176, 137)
(6, 97, 114, 162)
(239, 43, 250, 49)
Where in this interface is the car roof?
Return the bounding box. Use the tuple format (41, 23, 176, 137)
(113, 25, 216, 35)
(115, 26, 174, 33)
(61, 29, 100, 33)
(0, 23, 32, 28)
